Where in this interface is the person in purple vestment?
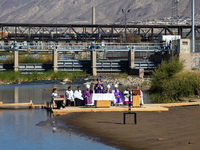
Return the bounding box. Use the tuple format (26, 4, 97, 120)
(114, 84, 123, 105)
(104, 85, 112, 93)
(84, 84, 93, 105)
(94, 78, 104, 93)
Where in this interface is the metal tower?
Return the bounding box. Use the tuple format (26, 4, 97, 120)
(172, 0, 179, 25)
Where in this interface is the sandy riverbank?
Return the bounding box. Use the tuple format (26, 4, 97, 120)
(39, 106, 200, 150)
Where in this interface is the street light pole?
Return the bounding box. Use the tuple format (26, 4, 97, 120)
(192, 0, 195, 53)
(125, 13, 127, 43)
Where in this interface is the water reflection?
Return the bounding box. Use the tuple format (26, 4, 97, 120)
(0, 109, 118, 150)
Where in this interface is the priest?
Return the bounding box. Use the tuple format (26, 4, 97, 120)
(94, 78, 104, 93)
(104, 84, 112, 93)
(84, 84, 93, 105)
(114, 84, 123, 105)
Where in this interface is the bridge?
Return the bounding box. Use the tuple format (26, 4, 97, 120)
(0, 23, 199, 42)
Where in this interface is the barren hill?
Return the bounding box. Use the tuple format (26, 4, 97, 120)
(0, 0, 199, 24)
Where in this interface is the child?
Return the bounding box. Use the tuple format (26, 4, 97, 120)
(51, 88, 65, 109)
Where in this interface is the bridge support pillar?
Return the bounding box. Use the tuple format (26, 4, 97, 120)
(14, 87, 18, 103)
(14, 50, 19, 72)
(91, 51, 97, 76)
(53, 49, 58, 72)
(129, 48, 135, 69)
(128, 48, 144, 78)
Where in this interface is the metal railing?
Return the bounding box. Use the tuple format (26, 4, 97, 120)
(0, 42, 169, 52)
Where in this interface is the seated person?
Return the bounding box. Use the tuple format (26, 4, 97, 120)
(65, 87, 74, 106)
(74, 86, 84, 106)
(94, 78, 104, 93)
(113, 84, 123, 105)
(137, 86, 144, 105)
(123, 87, 132, 105)
(51, 88, 65, 109)
(84, 84, 93, 105)
(104, 85, 112, 93)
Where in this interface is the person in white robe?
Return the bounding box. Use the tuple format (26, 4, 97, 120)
(123, 87, 132, 105)
(65, 87, 74, 106)
(74, 86, 84, 106)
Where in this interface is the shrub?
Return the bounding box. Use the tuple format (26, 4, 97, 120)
(150, 55, 187, 103)
(150, 55, 184, 93)
(151, 71, 200, 103)
(117, 33, 141, 43)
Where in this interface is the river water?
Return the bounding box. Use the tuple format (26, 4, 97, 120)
(0, 109, 118, 150)
(0, 83, 151, 150)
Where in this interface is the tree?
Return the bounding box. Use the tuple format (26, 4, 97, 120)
(117, 33, 141, 43)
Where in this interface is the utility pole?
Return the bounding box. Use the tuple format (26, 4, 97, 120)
(192, 0, 195, 53)
(172, 0, 179, 26)
(122, 9, 130, 43)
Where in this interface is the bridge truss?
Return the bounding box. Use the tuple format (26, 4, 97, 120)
(0, 23, 199, 42)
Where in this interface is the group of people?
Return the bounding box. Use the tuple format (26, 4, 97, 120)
(51, 78, 144, 109)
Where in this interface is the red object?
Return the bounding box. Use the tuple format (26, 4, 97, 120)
(60, 95, 64, 98)
(124, 101, 132, 105)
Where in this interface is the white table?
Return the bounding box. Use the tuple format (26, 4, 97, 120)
(90, 93, 116, 105)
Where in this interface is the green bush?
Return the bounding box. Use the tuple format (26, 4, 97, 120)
(151, 71, 200, 103)
(150, 55, 187, 103)
(150, 55, 184, 94)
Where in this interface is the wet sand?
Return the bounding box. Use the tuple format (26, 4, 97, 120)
(47, 106, 200, 150)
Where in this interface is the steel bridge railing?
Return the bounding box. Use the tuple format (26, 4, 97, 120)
(0, 42, 169, 52)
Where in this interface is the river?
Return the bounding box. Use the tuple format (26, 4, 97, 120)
(0, 83, 151, 150)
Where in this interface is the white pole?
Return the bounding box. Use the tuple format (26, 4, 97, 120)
(192, 0, 195, 53)
(92, 7, 95, 33)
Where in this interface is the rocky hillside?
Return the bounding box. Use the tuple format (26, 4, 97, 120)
(0, 0, 199, 24)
